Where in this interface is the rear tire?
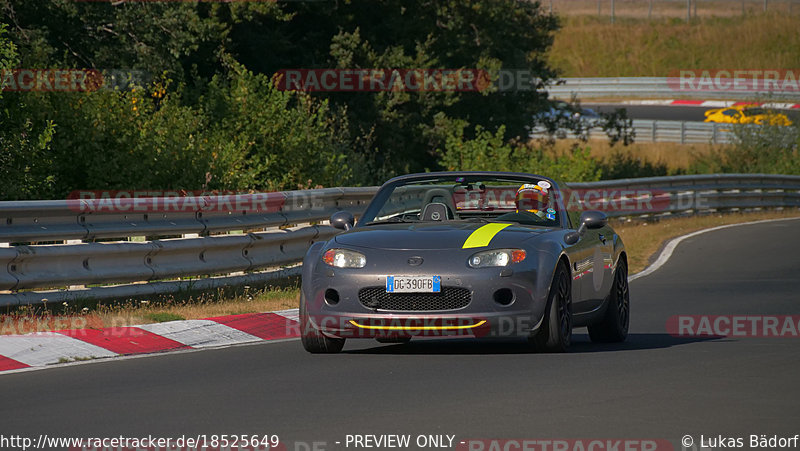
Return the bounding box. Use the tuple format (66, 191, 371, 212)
(300, 295, 345, 353)
(588, 259, 630, 343)
(530, 262, 572, 353)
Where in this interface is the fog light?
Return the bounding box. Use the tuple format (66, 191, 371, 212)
(324, 289, 340, 305)
(493, 288, 514, 306)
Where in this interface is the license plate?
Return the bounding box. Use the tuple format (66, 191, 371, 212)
(386, 276, 441, 293)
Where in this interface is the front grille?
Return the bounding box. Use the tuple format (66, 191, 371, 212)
(358, 287, 471, 311)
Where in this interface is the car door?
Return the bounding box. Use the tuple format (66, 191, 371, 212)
(591, 224, 615, 302)
(565, 210, 613, 313)
(564, 209, 593, 314)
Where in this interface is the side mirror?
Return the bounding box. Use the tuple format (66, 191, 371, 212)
(581, 210, 608, 229)
(330, 211, 355, 231)
(564, 210, 607, 244)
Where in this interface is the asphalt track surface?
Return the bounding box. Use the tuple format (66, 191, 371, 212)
(2, 219, 800, 450)
(586, 103, 800, 122)
(587, 104, 709, 122)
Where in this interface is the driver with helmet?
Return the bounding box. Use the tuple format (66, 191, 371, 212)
(496, 183, 557, 224)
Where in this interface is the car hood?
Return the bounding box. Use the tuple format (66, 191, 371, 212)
(333, 222, 552, 250)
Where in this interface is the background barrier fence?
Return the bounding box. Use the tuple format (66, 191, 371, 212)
(546, 0, 800, 22)
(547, 78, 800, 101)
(531, 119, 740, 144)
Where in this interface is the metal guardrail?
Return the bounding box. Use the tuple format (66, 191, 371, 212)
(548, 77, 800, 101)
(566, 173, 800, 217)
(1, 174, 799, 306)
(629, 120, 735, 144)
(536, 120, 800, 144)
(531, 119, 739, 144)
(0, 187, 377, 306)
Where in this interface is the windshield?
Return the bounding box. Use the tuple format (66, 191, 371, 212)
(743, 107, 766, 116)
(359, 174, 561, 227)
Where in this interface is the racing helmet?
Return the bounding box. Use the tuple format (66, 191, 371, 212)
(515, 184, 549, 213)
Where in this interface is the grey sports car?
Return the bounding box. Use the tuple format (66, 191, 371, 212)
(300, 172, 629, 353)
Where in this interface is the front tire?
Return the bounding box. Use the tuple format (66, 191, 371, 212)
(300, 295, 345, 353)
(588, 259, 630, 343)
(530, 262, 572, 353)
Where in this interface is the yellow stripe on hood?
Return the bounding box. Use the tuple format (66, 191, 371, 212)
(462, 223, 512, 249)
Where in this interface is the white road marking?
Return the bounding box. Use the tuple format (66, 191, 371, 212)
(273, 309, 300, 323)
(137, 320, 262, 348)
(0, 332, 117, 366)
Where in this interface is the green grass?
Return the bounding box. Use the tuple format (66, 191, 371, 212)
(145, 312, 186, 323)
(550, 13, 800, 77)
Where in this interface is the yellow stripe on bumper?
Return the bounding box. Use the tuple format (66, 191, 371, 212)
(462, 223, 512, 249)
(348, 320, 487, 331)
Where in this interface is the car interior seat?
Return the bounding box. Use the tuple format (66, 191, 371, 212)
(421, 202, 453, 221)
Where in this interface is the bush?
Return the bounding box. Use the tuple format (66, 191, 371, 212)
(435, 115, 602, 182)
(599, 149, 669, 180)
(0, 24, 57, 200)
(1, 60, 358, 199)
(689, 123, 800, 175)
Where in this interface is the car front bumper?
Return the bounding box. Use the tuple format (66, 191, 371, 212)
(302, 249, 552, 339)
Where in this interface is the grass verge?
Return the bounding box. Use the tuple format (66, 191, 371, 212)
(1, 210, 798, 333)
(552, 139, 718, 174)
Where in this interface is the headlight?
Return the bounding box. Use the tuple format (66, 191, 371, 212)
(468, 249, 526, 268)
(323, 248, 367, 268)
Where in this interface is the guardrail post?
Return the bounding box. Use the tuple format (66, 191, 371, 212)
(652, 121, 657, 142)
(680, 121, 686, 144)
(712, 123, 718, 144)
(611, 0, 615, 23)
(66, 239, 86, 290)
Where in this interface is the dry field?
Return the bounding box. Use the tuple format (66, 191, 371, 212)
(550, 12, 800, 77)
